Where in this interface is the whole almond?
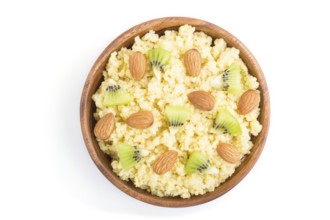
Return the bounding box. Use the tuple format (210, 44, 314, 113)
(217, 143, 241, 163)
(238, 89, 261, 115)
(129, 51, 146, 81)
(184, 49, 202, 76)
(94, 113, 115, 140)
(153, 150, 178, 175)
(188, 90, 215, 111)
(126, 110, 153, 129)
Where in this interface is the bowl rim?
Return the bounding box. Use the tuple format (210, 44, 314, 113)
(80, 17, 270, 207)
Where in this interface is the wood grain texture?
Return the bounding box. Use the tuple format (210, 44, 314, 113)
(80, 17, 270, 207)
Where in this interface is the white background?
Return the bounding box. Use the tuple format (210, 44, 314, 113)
(1, 0, 329, 219)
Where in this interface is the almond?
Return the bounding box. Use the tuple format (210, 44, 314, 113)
(94, 113, 115, 140)
(188, 90, 215, 111)
(153, 150, 178, 175)
(217, 143, 241, 163)
(126, 110, 153, 129)
(184, 49, 202, 76)
(237, 89, 261, 115)
(129, 51, 146, 81)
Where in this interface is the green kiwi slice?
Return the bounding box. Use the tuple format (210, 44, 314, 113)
(117, 142, 144, 170)
(185, 151, 210, 174)
(103, 84, 132, 106)
(223, 63, 242, 95)
(164, 105, 191, 127)
(148, 48, 171, 80)
(213, 109, 242, 136)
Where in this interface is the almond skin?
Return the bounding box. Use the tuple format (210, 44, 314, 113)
(188, 90, 215, 111)
(153, 150, 178, 175)
(217, 143, 241, 163)
(238, 89, 261, 115)
(129, 51, 146, 81)
(94, 113, 115, 140)
(126, 110, 153, 129)
(184, 49, 202, 76)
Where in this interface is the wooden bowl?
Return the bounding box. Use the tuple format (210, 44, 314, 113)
(80, 17, 270, 207)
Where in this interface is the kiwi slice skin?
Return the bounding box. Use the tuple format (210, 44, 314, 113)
(148, 48, 171, 72)
(185, 151, 210, 174)
(213, 109, 242, 136)
(223, 63, 242, 95)
(164, 105, 191, 127)
(103, 85, 132, 106)
(117, 142, 142, 170)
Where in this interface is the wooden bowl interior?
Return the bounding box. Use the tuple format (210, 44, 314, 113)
(80, 17, 270, 207)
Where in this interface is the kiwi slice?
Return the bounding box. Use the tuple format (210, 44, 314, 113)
(213, 109, 242, 136)
(117, 142, 144, 170)
(185, 151, 210, 174)
(148, 48, 171, 80)
(223, 63, 242, 95)
(103, 84, 132, 106)
(164, 105, 191, 127)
